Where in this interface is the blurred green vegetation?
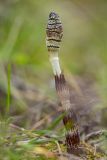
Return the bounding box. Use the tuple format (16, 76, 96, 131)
(0, 0, 107, 159)
(0, 0, 107, 111)
(0, 0, 107, 82)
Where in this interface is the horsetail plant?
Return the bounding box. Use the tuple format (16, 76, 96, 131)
(46, 11, 81, 155)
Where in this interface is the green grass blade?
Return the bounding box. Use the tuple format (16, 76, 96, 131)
(6, 63, 11, 115)
(47, 113, 65, 130)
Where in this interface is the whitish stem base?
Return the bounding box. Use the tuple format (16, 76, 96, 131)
(49, 56, 61, 76)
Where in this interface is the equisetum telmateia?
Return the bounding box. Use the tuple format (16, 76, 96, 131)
(46, 11, 80, 154)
